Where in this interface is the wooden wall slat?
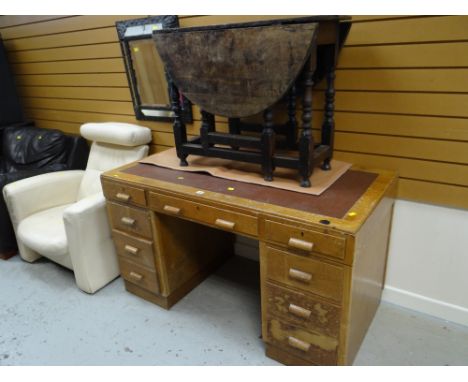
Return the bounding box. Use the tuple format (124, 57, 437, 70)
(15, 73, 129, 87)
(18, 86, 132, 101)
(346, 16, 468, 45)
(326, 112, 468, 142)
(339, 42, 468, 68)
(22, 98, 135, 115)
(329, 92, 468, 118)
(12, 58, 125, 74)
(330, 68, 468, 93)
(3, 27, 118, 51)
(7, 42, 121, 63)
(25, 108, 175, 132)
(0, 16, 71, 29)
(33, 118, 82, 135)
(398, 178, 468, 210)
(150, 144, 172, 154)
(334, 132, 468, 164)
(1, 14, 467, 210)
(0, 15, 143, 39)
(335, 151, 468, 187)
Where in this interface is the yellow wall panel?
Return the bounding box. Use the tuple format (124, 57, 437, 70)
(339, 42, 468, 68)
(3, 27, 118, 51)
(15, 73, 129, 87)
(12, 58, 125, 74)
(346, 16, 468, 45)
(18, 86, 132, 101)
(7, 42, 122, 63)
(1, 14, 467, 210)
(331, 68, 468, 93)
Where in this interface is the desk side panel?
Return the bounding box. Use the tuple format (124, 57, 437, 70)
(343, 179, 396, 364)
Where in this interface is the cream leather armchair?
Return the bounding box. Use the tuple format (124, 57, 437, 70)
(3, 122, 152, 293)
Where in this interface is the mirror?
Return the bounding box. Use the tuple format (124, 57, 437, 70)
(116, 16, 193, 123)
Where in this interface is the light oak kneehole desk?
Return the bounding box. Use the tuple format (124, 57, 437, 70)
(101, 162, 397, 366)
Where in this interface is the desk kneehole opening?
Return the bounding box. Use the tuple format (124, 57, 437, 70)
(288, 237, 314, 252)
(288, 268, 313, 283)
(288, 336, 311, 352)
(214, 218, 235, 230)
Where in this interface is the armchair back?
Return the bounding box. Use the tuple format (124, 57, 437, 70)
(77, 122, 151, 200)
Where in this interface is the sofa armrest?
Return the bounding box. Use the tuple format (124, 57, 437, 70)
(3, 170, 85, 230)
(63, 193, 119, 293)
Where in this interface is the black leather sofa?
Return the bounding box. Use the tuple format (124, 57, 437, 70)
(0, 123, 89, 257)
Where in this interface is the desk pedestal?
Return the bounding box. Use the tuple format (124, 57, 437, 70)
(102, 164, 396, 365)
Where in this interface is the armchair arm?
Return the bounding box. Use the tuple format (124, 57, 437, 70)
(3, 170, 85, 231)
(0, 164, 68, 188)
(63, 193, 119, 293)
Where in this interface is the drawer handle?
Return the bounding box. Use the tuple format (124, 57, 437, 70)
(129, 271, 143, 282)
(289, 268, 312, 283)
(288, 304, 312, 319)
(121, 217, 135, 226)
(214, 218, 235, 230)
(163, 205, 181, 215)
(116, 192, 131, 202)
(288, 238, 314, 252)
(124, 245, 139, 255)
(288, 336, 311, 353)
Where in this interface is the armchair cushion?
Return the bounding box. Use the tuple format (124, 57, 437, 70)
(0, 165, 69, 252)
(3, 170, 84, 230)
(17, 203, 72, 260)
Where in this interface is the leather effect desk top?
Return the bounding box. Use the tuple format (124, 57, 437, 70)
(123, 164, 377, 219)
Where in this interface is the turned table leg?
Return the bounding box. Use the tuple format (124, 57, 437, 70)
(261, 107, 275, 181)
(298, 58, 315, 188)
(321, 43, 338, 171)
(201, 110, 215, 152)
(286, 84, 298, 149)
(170, 80, 189, 166)
(228, 118, 241, 150)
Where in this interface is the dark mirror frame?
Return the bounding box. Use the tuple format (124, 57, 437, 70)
(116, 16, 193, 123)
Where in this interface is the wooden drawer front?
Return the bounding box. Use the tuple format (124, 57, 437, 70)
(265, 282, 341, 338)
(263, 220, 346, 260)
(107, 202, 152, 239)
(265, 317, 338, 366)
(264, 246, 344, 303)
(112, 230, 155, 269)
(119, 257, 159, 294)
(149, 192, 258, 237)
(102, 180, 146, 207)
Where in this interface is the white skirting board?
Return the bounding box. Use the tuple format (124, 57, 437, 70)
(234, 199, 468, 328)
(382, 286, 468, 327)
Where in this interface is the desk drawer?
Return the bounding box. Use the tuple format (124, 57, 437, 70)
(119, 257, 159, 294)
(149, 192, 257, 237)
(102, 180, 146, 207)
(263, 220, 346, 260)
(265, 282, 341, 338)
(107, 202, 152, 239)
(264, 245, 344, 303)
(112, 230, 155, 269)
(265, 317, 338, 366)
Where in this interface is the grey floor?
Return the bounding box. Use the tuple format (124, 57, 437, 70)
(1, 254, 468, 366)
